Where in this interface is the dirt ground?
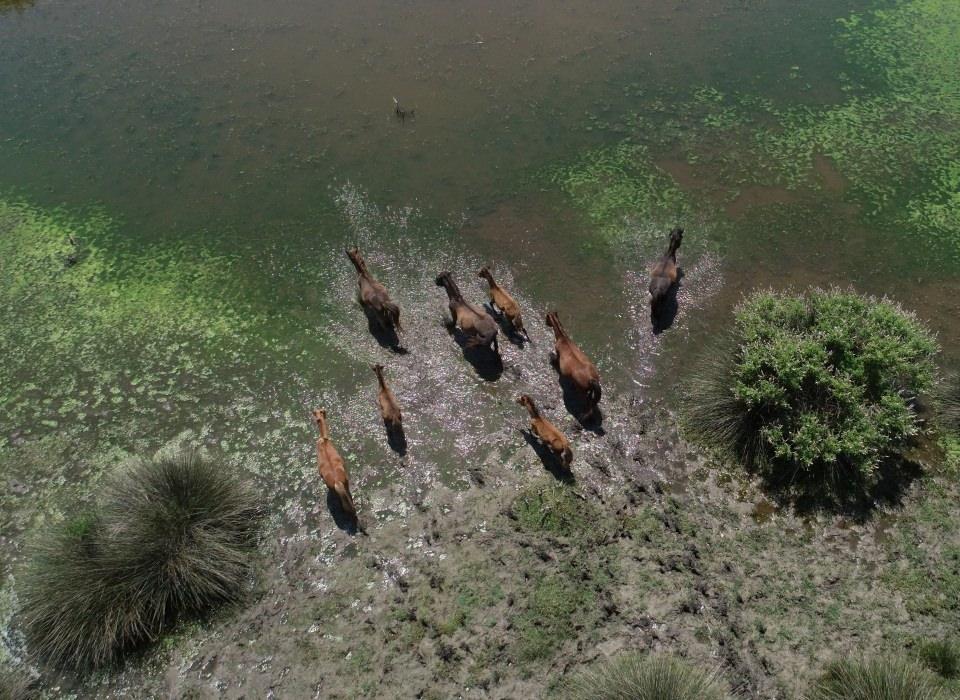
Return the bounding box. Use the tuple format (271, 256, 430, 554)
(57, 390, 959, 700)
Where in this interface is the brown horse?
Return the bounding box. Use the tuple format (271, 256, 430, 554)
(346, 248, 402, 334)
(517, 394, 572, 468)
(478, 266, 528, 339)
(373, 364, 403, 427)
(545, 311, 601, 419)
(648, 227, 683, 327)
(435, 272, 499, 353)
(312, 409, 357, 520)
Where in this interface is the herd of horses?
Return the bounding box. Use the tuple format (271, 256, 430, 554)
(314, 227, 684, 527)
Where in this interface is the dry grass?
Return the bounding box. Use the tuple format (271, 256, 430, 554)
(18, 451, 261, 670)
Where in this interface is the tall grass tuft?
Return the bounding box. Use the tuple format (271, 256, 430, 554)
(917, 639, 960, 680)
(18, 451, 261, 670)
(806, 658, 946, 700)
(932, 373, 960, 435)
(559, 654, 730, 700)
(0, 665, 35, 700)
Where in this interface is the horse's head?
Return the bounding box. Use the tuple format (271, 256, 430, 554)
(435, 272, 450, 287)
(477, 266, 493, 282)
(669, 227, 684, 252)
(516, 394, 532, 408)
(346, 248, 366, 274)
(371, 363, 384, 376)
(312, 408, 327, 428)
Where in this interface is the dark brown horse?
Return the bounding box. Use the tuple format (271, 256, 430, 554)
(545, 311, 601, 420)
(435, 272, 499, 353)
(649, 227, 683, 328)
(346, 248, 402, 335)
(478, 266, 528, 339)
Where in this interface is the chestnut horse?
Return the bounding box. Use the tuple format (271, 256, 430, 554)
(435, 271, 499, 353)
(648, 227, 683, 328)
(517, 394, 573, 468)
(478, 266, 528, 339)
(312, 409, 357, 521)
(346, 248, 402, 334)
(545, 311, 601, 420)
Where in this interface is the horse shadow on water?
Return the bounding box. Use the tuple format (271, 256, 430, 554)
(550, 358, 605, 435)
(651, 268, 684, 335)
(484, 303, 529, 348)
(363, 306, 408, 354)
(383, 420, 408, 457)
(521, 429, 575, 484)
(324, 489, 366, 535)
(443, 319, 504, 381)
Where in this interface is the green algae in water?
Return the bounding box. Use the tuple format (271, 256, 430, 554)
(545, 142, 689, 247)
(548, 0, 960, 265)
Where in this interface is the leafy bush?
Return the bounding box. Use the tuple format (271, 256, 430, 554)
(18, 451, 261, 670)
(806, 657, 946, 700)
(558, 654, 729, 700)
(685, 289, 938, 501)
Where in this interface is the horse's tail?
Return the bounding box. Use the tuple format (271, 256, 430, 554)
(384, 301, 402, 332)
(333, 481, 356, 520)
(587, 379, 602, 406)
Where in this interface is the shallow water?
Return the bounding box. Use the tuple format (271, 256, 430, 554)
(2, 1, 960, 678)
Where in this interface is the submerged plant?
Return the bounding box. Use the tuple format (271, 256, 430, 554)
(684, 289, 938, 505)
(805, 657, 946, 700)
(558, 654, 729, 700)
(18, 451, 261, 670)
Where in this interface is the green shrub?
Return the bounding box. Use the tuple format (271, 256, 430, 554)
(18, 450, 261, 670)
(685, 289, 938, 502)
(806, 657, 946, 700)
(917, 639, 960, 680)
(558, 654, 729, 700)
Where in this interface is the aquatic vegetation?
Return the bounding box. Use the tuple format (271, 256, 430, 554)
(18, 451, 261, 669)
(805, 657, 947, 700)
(0, 198, 263, 443)
(546, 142, 689, 246)
(558, 654, 729, 700)
(684, 289, 938, 506)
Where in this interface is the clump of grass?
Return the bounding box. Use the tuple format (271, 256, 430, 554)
(684, 289, 938, 505)
(916, 639, 960, 680)
(18, 450, 261, 670)
(932, 373, 960, 435)
(510, 481, 594, 538)
(0, 665, 35, 700)
(558, 654, 729, 700)
(806, 657, 946, 700)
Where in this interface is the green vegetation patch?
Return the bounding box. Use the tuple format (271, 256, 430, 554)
(510, 481, 598, 539)
(557, 654, 730, 700)
(685, 289, 938, 507)
(18, 450, 261, 670)
(512, 574, 593, 664)
(0, 197, 264, 443)
(545, 143, 689, 246)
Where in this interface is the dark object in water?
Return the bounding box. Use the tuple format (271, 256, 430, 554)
(649, 227, 683, 332)
(393, 96, 415, 121)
